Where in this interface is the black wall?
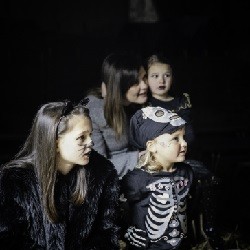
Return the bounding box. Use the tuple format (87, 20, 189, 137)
(2, 0, 250, 240)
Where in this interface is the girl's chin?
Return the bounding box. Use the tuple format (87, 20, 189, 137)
(79, 156, 90, 166)
(136, 96, 148, 104)
(177, 155, 186, 161)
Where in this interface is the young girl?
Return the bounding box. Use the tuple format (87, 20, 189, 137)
(146, 54, 194, 147)
(0, 100, 120, 249)
(86, 52, 148, 178)
(122, 106, 193, 250)
(146, 54, 224, 249)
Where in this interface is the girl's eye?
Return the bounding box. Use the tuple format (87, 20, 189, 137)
(173, 137, 179, 141)
(77, 135, 85, 141)
(164, 73, 171, 78)
(151, 74, 158, 78)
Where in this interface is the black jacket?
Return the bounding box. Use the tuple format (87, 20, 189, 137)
(0, 150, 120, 250)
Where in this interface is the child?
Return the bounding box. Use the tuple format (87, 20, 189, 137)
(146, 54, 225, 249)
(0, 100, 120, 249)
(122, 106, 193, 249)
(146, 54, 194, 147)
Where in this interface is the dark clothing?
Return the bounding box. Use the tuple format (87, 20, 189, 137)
(122, 163, 193, 249)
(149, 93, 194, 146)
(146, 93, 223, 250)
(0, 150, 120, 250)
(149, 94, 225, 248)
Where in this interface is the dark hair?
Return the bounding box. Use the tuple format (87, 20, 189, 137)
(102, 52, 143, 137)
(3, 101, 90, 222)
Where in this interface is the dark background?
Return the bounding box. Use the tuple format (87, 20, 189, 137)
(1, 0, 250, 243)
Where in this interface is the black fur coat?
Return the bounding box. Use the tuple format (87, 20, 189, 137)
(0, 150, 120, 250)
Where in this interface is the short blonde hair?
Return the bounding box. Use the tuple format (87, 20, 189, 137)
(137, 148, 163, 172)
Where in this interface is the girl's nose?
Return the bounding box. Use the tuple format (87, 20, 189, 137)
(182, 139, 187, 148)
(160, 75, 165, 84)
(87, 137, 94, 147)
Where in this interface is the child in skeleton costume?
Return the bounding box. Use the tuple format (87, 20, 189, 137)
(122, 106, 193, 249)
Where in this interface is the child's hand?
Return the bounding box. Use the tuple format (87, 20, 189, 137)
(124, 226, 148, 248)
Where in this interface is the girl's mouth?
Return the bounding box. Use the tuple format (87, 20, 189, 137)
(80, 148, 92, 157)
(179, 150, 186, 155)
(158, 86, 166, 90)
(84, 150, 91, 156)
(138, 92, 147, 96)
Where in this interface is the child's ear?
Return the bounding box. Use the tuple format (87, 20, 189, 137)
(101, 82, 107, 98)
(146, 140, 157, 153)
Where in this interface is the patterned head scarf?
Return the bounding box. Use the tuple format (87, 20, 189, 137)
(129, 106, 186, 150)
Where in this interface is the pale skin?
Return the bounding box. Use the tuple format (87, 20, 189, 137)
(147, 127, 187, 172)
(125, 66, 148, 105)
(56, 115, 93, 175)
(147, 63, 173, 101)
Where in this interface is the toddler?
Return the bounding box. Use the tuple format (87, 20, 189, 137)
(122, 106, 193, 249)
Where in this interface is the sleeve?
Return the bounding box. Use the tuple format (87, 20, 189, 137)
(91, 116, 108, 157)
(0, 170, 41, 249)
(85, 96, 108, 158)
(121, 171, 150, 249)
(85, 167, 120, 250)
(110, 151, 139, 178)
(91, 118, 139, 178)
(121, 170, 146, 203)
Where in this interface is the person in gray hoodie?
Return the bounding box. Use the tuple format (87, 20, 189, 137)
(86, 52, 148, 178)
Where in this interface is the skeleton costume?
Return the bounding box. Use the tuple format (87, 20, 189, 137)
(149, 95, 225, 249)
(122, 164, 193, 249)
(122, 107, 193, 249)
